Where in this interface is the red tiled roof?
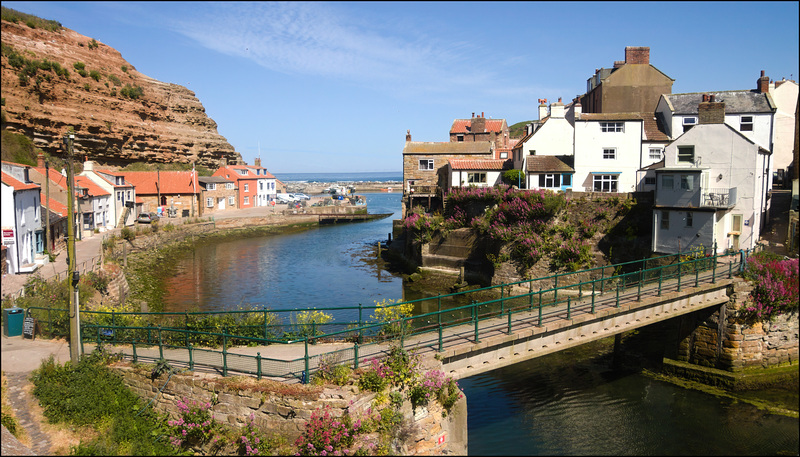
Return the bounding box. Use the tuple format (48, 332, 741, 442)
(119, 171, 199, 195)
(450, 118, 506, 134)
(33, 167, 71, 190)
(1, 171, 40, 190)
(41, 192, 67, 217)
(448, 159, 507, 170)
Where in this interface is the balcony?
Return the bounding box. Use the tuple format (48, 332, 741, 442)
(407, 185, 439, 197)
(701, 187, 737, 209)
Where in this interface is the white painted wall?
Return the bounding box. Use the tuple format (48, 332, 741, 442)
(573, 119, 643, 193)
(1, 184, 40, 274)
(449, 169, 504, 188)
(770, 80, 799, 170)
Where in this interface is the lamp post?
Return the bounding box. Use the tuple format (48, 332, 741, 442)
(64, 132, 81, 362)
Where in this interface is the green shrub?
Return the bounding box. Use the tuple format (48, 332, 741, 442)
(120, 83, 144, 99)
(121, 65, 128, 73)
(73, 61, 85, 71)
(88, 39, 98, 49)
(108, 74, 121, 86)
(121, 227, 135, 241)
(89, 69, 101, 81)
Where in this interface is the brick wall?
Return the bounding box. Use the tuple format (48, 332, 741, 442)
(625, 46, 650, 64)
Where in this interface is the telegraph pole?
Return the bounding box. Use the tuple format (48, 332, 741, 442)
(64, 131, 81, 362)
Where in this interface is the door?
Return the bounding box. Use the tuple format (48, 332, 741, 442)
(218, 197, 225, 210)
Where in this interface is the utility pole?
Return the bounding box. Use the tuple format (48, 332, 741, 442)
(64, 131, 81, 362)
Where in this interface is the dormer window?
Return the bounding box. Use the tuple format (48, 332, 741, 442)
(683, 117, 697, 133)
(238, 169, 248, 175)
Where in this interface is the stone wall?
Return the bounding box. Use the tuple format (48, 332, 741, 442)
(113, 363, 467, 455)
(672, 278, 799, 372)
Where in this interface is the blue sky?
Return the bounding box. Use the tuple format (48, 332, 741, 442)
(3, 1, 799, 173)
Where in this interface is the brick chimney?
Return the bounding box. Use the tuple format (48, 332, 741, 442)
(406, 129, 411, 142)
(757, 70, 770, 93)
(624, 46, 650, 65)
(472, 113, 486, 133)
(37, 152, 45, 168)
(698, 94, 725, 124)
(254, 157, 261, 167)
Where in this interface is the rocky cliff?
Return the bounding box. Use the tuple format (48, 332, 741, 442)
(1, 18, 242, 168)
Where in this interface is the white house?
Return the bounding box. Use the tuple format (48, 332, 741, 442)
(75, 175, 112, 233)
(246, 159, 277, 205)
(652, 99, 771, 254)
(80, 162, 136, 227)
(1, 171, 42, 274)
(572, 113, 645, 193)
(512, 99, 575, 185)
(767, 77, 799, 171)
(447, 159, 506, 189)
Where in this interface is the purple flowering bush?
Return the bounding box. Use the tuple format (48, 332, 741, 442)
(408, 369, 463, 416)
(741, 252, 799, 321)
(237, 412, 278, 456)
(294, 405, 358, 456)
(167, 397, 219, 449)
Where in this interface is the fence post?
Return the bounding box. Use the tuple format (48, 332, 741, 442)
(728, 259, 733, 279)
(677, 262, 682, 292)
(132, 340, 137, 363)
(600, 267, 605, 294)
(256, 352, 262, 380)
(304, 338, 310, 384)
(222, 334, 228, 377)
(500, 287, 505, 315)
(185, 312, 189, 347)
(712, 253, 717, 284)
(529, 282, 534, 311)
(188, 344, 194, 370)
(658, 267, 663, 296)
(438, 323, 443, 352)
(567, 297, 571, 320)
(472, 302, 480, 343)
(354, 343, 359, 370)
(591, 279, 596, 314)
(538, 288, 543, 326)
(507, 311, 512, 334)
(695, 259, 700, 287)
(158, 326, 164, 360)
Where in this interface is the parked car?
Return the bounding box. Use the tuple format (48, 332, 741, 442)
(276, 193, 296, 204)
(137, 212, 160, 223)
(292, 193, 311, 201)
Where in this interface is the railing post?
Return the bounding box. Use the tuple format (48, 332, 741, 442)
(554, 274, 559, 304)
(437, 297, 442, 327)
(188, 344, 194, 370)
(507, 311, 513, 334)
(695, 259, 700, 287)
(591, 280, 596, 314)
(303, 338, 310, 384)
(353, 343, 359, 370)
(500, 287, 505, 315)
(600, 267, 605, 294)
(529, 282, 534, 311)
(158, 326, 164, 360)
(567, 297, 571, 320)
(222, 333, 228, 377)
(185, 312, 189, 347)
(728, 259, 733, 279)
(438, 323, 443, 352)
(677, 262, 682, 292)
(658, 267, 663, 296)
(712, 253, 717, 284)
(472, 302, 480, 343)
(637, 269, 642, 301)
(256, 352, 262, 380)
(132, 340, 137, 363)
(538, 288, 543, 326)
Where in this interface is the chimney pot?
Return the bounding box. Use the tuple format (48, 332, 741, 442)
(472, 112, 475, 118)
(761, 70, 765, 77)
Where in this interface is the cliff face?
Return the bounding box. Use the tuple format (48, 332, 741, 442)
(1, 19, 242, 168)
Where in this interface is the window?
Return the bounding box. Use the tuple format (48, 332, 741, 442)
(244, 183, 249, 192)
(116, 191, 121, 201)
(126, 190, 131, 200)
(237, 169, 248, 175)
(206, 198, 213, 207)
(419, 159, 434, 170)
(228, 196, 235, 206)
(457, 134, 464, 142)
(600, 122, 623, 132)
(244, 196, 249, 205)
(662, 175, 674, 189)
(226, 183, 234, 190)
(500, 151, 508, 159)
(661, 211, 670, 230)
(677, 146, 695, 163)
(683, 117, 697, 133)
(528, 150, 536, 155)
(732, 214, 742, 233)
(207, 183, 216, 191)
(259, 182, 264, 190)
(603, 148, 616, 159)
(645, 177, 656, 185)
(686, 211, 693, 227)
(740, 116, 753, 132)
(593, 174, 618, 192)
(562, 174, 571, 186)
(539, 174, 561, 188)
(680, 174, 694, 191)
(467, 172, 486, 184)
(649, 148, 662, 160)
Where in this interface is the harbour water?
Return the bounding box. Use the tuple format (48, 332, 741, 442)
(159, 191, 799, 456)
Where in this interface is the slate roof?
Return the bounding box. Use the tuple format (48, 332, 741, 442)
(119, 171, 199, 195)
(450, 118, 506, 134)
(577, 112, 648, 121)
(663, 91, 776, 114)
(403, 141, 493, 154)
(198, 176, 234, 184)
(525, 155, 575, 173)
(448, 159, 509, 170)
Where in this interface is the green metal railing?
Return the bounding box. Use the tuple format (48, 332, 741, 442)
(26, 246, 754, 383)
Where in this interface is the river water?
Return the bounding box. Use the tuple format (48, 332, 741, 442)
(160, 192, 799, 456)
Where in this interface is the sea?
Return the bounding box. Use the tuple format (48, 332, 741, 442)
(272, 172, 402, 184)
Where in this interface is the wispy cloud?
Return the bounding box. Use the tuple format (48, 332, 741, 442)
(167, 2, 495, 96)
